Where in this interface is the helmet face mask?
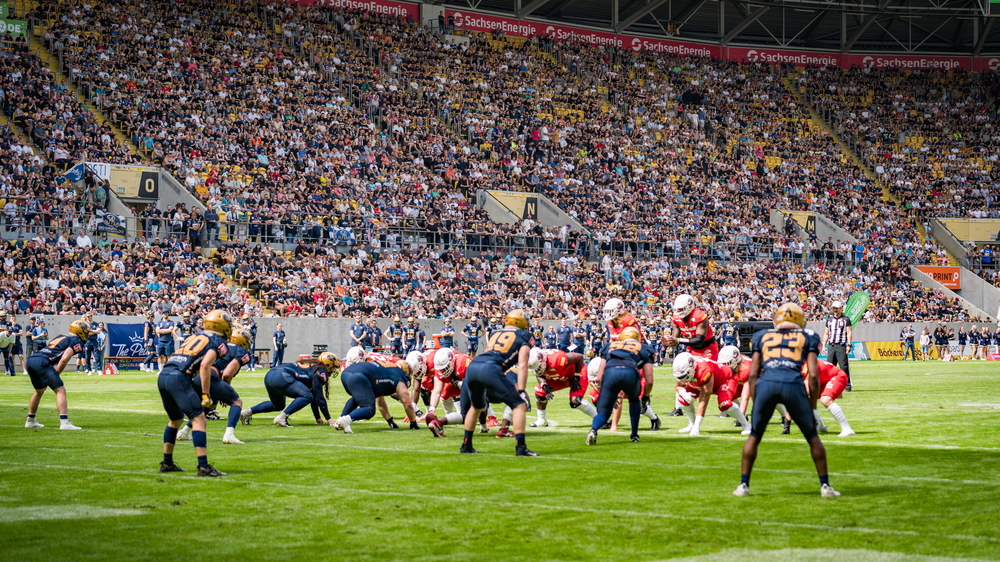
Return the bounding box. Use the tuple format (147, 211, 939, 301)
(229, 330, 251, 349)
(433, 348, 455, 377)
(505, 309, 529, 330)
(673, 294, 695, 319)
(774, 303, 806, 329)
(672, 352, 695, 383)
(405, 351, 426, 378)
(718, 345, 741, 371)
(603, 298, 625, 322)
(69, 320, 91, 342)
(318, 352, 341, 376)
(527, 347, 546, 377)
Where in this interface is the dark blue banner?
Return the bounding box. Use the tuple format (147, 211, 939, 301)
(107, 323, 146, 359)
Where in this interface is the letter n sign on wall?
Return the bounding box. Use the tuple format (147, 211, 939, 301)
(523, 197, 538, 220)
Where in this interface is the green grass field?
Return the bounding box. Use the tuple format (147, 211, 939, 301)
(1, 361, 999, 562)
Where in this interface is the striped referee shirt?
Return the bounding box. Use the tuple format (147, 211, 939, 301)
(825, 315, 851, 345)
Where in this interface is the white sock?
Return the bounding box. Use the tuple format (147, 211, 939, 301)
(642, 403, 657, 419)
(502, 406, 513, 423)
(411, 403, 420, 412)
(724, 405, 749, 427)
(537, 409, 548, 420)
(486, 404, 495, 417)
(775, 403, 788, 419)
(826, 403, 852, 431)
(683, 404, 696, 425)
(693, 414, 704, 432)
(442, 398, 455, 414)
(577, 401, 598, 418)
(443, 412, 463, 425)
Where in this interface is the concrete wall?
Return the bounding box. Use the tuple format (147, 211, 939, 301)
(958, 268, 1000, 321)
(477, 189, 520, 225)
(909, 266, 997, 321)
(420, 3, 444, 29)
(26, 315, 997, 366)
(929, 218, 970, 265)
(157, 168, 206, 212)
(769, 209, 857, 243)
(536, 194, 588, 233)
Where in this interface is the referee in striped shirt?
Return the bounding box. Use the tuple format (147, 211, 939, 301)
(822, 300, 853, 391)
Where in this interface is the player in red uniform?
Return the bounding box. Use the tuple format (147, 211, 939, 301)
(425, 348, 473, 436)
(603, 298, 645, 342)
(663, 294, 718, 361)
(718, 345, 751, 416)
(672, 352, 750, 436)
(525, 348, 597, 427)
(802, 359, 855, 437)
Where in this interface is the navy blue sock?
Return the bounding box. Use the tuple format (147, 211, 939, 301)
(741, 474, 750, 486)
(163, 426, 179, 445)
(163, 453, 173, 464)
(227, 404, 241, 428)
(197, 455, 208, 467)
(463, 429, 473, 445)
(192, 430, 207, 448)
(591, 413, 608, 431)
(820, 475, 829, 486)
(515, 433, 525, 447)
(59, 414, 68, 421)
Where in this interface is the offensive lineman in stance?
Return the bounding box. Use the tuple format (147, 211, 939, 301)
(585, 327, 654, 445)
(157, 310, 232, 476)
(527, 347, 598, 426)
(459, 309, 538, 456)
(735, 303, 840, 498)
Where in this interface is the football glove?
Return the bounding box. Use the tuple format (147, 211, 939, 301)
(409, 421, 420, 429)
(569, 377, 581, 392)
(387, 418, 399, 429)
(518, 390, 532, 412)
(677, 389, 695, 407)
(200, 394, 213, 408)
(542, 384, 555, 401)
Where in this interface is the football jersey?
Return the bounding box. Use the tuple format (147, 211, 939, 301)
(344, 361, 410, 396)
(404, 326, 418, 343)
(161, 333, 230, 378)
(214, 343, 252, 374)
(177, 321, 197, 339)
(731, 356, 752, 384)
(751, 328, 821, 383)
(692, 360, 729, 393)
(474, 327, 534, 371)
(435, 352, 472, 385)
(718, 323, 739, 345)
(800, 359, 846, 386)
(600, 339, 654, 371)
(463, 324, 482, 340)
(540, 350, 579, 381)
(388, 325, 404, 341)
(607, 313, 645, 341)
(531, 325, 544, 342)
(672, 309, 715, 347)
(30, 334, 85, 364)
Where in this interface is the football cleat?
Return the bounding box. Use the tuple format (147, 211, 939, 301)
(24, 419, 44, 429)
(630, 435, 640, 443)
(459, 444, 479, 454)
(678, 424, 693, 434)
(428, 420, 446, 438)
(177, 425, 192, 440)
(486, 416, 499, 427)
(845, 385, 852, 392)
(667, 407, 683, 417)
(601, 420, 611, 430)
(741, 425, 752, 436)
(650, 416, 661, 431)
(205, 409, 222, 421)
(515, 446, 539, 457)
(197, 464, 227, 477)
(781, 420, 791, 435)
(334, 415, 354, 434)
(273, 415, 292, 428)
(529, 418, 548, 427)
(585, 429, 597, 446)
(240, 408, 253, 425)
(159, 461, 186, 473)
(59, 422, 82, 431)
(733, 483, 750, 497)
(495, 428, 514, 438)
(818, 423, 829, 434)
(479, 424, 490, 434)
(821, 483, 841, 498)
(838, 428, 856, 437)
(222, 428, 244, 444)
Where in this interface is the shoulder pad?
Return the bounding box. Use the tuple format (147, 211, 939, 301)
(804, 329, 816, 336)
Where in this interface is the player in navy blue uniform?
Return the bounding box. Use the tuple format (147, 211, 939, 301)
(24, 320, 92, 430)
(439, 319, 455, 348)
(735, 303, 840, 498)
(177, 329, 254, 445)
(333, 359, 420, 433)
(155, 315, 178, 371)
(462, 317, 482, 356)
(241, 352, 341, 427)
(403, 317, 419, 354)
(156, 310, 232, 477)
(459, 309, 538, 457)
(177, 312, 197, 341)
(587, 317, 606, 356)
(141, 312, 158, 372)
(585, 327, 654, 445)
(387, 317, 405, 356)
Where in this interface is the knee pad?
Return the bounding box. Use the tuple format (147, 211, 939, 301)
(569, 398, 582, 409)
(192, 430, 207, 448)
(163, 426, 178, 444)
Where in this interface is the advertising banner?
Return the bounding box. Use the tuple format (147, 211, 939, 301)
(539, 21, 621, 48)
(916, 266, 962, 290)
(727, 46, 842, 67)
(95, 210, 128, 237)
(446, 10, 540, 37)
(289, 0, 418, 19)
(0, 18, 27, 37)
(622, 34, 721, 58)
(866, 340, 925, 361)
(819, 342, 870, 361)
(0, 3, 8, 19)
(844, 53, 973, 72)
(843, 292, 871, 326)
(107, 323, 147, 370)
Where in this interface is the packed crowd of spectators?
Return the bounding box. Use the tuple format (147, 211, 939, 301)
(1, 0, 991, 323)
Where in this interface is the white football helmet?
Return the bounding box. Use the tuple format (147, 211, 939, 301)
(718, 345, 742, 372)
(527, 347, 546, 377)
(673, 294, 695, 319)
(433, 348, 455, 377)
(587, 357, 604, 383)
(603, 298, 626, 322)
(345, 346, 368, 365)
(405, 351, 426, 378)
(673, 352, 696, 383)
